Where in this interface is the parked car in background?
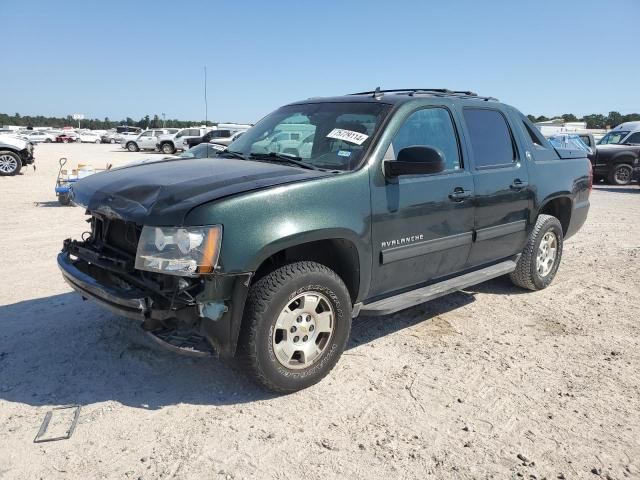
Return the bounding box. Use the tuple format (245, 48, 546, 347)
(56, 133, 79, 143)
(121, 129, 176, 152)
(156, 127, 209, 154)
(23, 131, 57, 143)
(77, 131, 102, 143)
(547, 134, 594, 160)
(113, 132, 139, 144)
(0, 134, 35, 175)
(101, 132, 118, 144)
(598, 122, 640, 146)
(185, 129, 247, 149)
(589, 124, 640, 185)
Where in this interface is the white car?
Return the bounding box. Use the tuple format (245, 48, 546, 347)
(24, 131, 57, 143)
(76, 131, 102, 143)
(121, 128, 178, 152)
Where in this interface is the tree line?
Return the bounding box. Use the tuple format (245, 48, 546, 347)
(525, 111, 640, 129)
(0, 113, 216, 130)
(2, 110, 640, 131)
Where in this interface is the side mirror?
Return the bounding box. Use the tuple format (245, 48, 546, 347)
(384, 146, 446, 177)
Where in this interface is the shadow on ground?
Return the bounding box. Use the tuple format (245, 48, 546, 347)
(0, 278, 520, 409)
(593, 185, 639, 194)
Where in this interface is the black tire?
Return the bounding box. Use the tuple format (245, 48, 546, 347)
(509, 214, 563, 291)
(0, 150, 22, 176)
(95, 138, 100, 144)
(609, 164, 633, 185)
(127, 142, 139, 152)
(45, 138, 52, 143)
(75, 137, 81, 143)
(58, 193, 71, 206)
(110, 138, 116, 144)
(161, 143, 175, 155)
(240, 261, 352, 393)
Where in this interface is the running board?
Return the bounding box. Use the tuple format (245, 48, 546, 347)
(359, 260, 517, 317)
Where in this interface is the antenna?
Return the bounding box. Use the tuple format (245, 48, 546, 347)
(203, 66, 208, 126)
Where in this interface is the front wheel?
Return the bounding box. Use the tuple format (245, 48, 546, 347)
(75, 138, 82, 143)
(0, 151, 21, 176)
(240, 261, 352, 393)
(45, 138, 52, 143)
(127, 142, 139, 152)
(110, 138, 116, 144)
(95, 139, 100, 144)
(509, 214, 563, 291)
(609, 164, 633, 185)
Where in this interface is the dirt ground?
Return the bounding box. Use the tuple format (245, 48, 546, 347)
(0, 143, 639, 480)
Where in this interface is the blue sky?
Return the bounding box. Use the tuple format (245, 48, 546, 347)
(1, 0, 638, 123)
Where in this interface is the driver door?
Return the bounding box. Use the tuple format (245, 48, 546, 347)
(369, 106, 475, 298)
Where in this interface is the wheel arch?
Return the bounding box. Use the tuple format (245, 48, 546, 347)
(538, 195, 572, 235)
(250, 233, 363, 304)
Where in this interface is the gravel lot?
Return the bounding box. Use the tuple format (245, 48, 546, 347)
(1, 143, 639, 480)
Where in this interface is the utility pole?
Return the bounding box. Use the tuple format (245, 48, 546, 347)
(162, 113, 166, 128)
(204, 65, 208, 126)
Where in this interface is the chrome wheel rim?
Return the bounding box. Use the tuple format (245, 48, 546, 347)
(536, 231, 557, 277)
(0, 154, 18, 173)
(615, 166, 631, 183)
(272, 291, 335, 370)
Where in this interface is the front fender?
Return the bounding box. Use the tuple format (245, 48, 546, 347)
(185, 169, 373, 299)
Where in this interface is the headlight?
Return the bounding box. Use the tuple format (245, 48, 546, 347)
(135, 225, 222, 276)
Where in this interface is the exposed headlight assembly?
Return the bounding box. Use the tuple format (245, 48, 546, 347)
(135, 225, 222, 276)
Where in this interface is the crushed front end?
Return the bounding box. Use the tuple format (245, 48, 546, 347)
(58, 213, 251, 357)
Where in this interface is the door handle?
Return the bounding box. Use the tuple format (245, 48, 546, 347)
(449, 187, 471, 201)
(510, 179, 529, 190)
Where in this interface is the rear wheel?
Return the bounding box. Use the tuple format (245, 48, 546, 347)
(45, 138, 52, 143)
(609, 164, 633, 185)
(240, 261, 352, 393)
(110, 138, 116, 144)
(0, 151, 21, 176)
(161, 143, 175, 155)
(94, 138, 100, 144)
(509, 214, 563, 291)
(75, 137, 81, 143)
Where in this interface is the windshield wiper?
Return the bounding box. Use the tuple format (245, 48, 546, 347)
(216, 149, 247, 160)
(249, 152, 321, 170)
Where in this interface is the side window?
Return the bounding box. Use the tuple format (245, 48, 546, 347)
(625, 132, 640, 144)
(391, 107, 461, 171)
(521, 118, 548, 148)
(141, 131, 152, 137)
(463, 108, 516, 168)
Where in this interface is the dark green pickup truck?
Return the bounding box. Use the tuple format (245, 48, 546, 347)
(59, 88, 591, 392)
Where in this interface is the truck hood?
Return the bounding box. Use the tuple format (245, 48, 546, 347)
(70, 156, 332, 225)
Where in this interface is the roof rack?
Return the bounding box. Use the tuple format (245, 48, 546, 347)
(349, 88, 498, 102)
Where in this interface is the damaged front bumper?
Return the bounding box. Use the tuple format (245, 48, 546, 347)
(57, 247, 252, 357)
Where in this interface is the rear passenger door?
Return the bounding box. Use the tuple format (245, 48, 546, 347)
(369, 106, 476, 298)
(462, 108, 533, 267)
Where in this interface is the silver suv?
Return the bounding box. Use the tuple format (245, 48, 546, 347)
(156, 127, 210, 155)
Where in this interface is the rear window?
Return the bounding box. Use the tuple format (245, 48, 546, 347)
(463, 109, 516, 168)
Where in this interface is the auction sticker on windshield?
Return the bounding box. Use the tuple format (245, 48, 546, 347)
(326, 128, 369, 145)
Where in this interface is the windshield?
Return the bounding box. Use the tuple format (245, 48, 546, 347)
(598, 131, 629, 145)
(227, 102, 390, 171)
(179, 143, 221, 159)
(548, 134, 591, 152)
